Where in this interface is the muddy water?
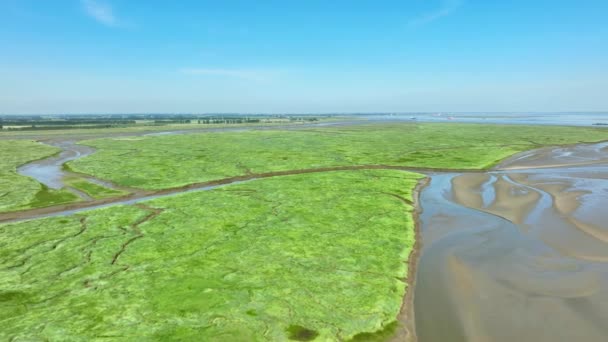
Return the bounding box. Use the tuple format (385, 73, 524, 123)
(415, 142, 608, 342)
(17, 141, 96, 189)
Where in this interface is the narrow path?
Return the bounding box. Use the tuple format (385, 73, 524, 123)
(391, 177, 430, 342)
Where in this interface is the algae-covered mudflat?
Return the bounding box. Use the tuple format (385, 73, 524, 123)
(1, 122, 607, 341)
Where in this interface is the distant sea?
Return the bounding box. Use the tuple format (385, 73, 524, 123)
(362, 113, 608, 127)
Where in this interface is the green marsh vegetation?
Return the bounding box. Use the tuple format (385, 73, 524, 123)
(69, 123, 608, 190)
(0, 170, 421, 341)
(64, 177, 129, 200)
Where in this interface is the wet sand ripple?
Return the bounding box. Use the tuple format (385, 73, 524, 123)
(415, 142, 608, 342)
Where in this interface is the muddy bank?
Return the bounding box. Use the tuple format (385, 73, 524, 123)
(391, 177, 430, 342)
(415, 142, 608, 342)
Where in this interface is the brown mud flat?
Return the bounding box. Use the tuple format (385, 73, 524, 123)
(497, 140, 608, 170)
(415, 141, 608, 342)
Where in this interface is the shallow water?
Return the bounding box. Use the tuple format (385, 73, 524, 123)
(415, 142, 608, 342)
(364, 112, 608, 127)
(17, 141, 96, 189)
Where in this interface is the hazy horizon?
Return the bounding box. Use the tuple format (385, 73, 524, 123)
(2, 0, 607, 114)
(2, 112, 607, 117)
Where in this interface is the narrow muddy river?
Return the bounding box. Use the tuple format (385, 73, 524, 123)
(415, 142, 608, 342)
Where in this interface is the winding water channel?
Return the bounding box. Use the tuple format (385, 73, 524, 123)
(7, 135, 608, 341)
(17, 140, 96, 190)
(16, 140, 105, 200)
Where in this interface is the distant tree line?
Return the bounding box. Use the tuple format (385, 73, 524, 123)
(0, 120, 136, 126)
(196, 118, 261, 124)
(288, 117, 319, 122)
(0, 114, 324, 131)
(4, 124, 136, 131)
(154, 120, 192, 124)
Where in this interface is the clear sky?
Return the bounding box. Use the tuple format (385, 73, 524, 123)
(1, 0, 607, 114)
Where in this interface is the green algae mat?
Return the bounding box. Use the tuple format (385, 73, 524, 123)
(0, 170, 421, 341)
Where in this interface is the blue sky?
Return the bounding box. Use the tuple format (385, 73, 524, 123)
(1, 0, 607, 114)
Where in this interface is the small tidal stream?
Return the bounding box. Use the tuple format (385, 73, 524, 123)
(17, 141, 96, 190)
